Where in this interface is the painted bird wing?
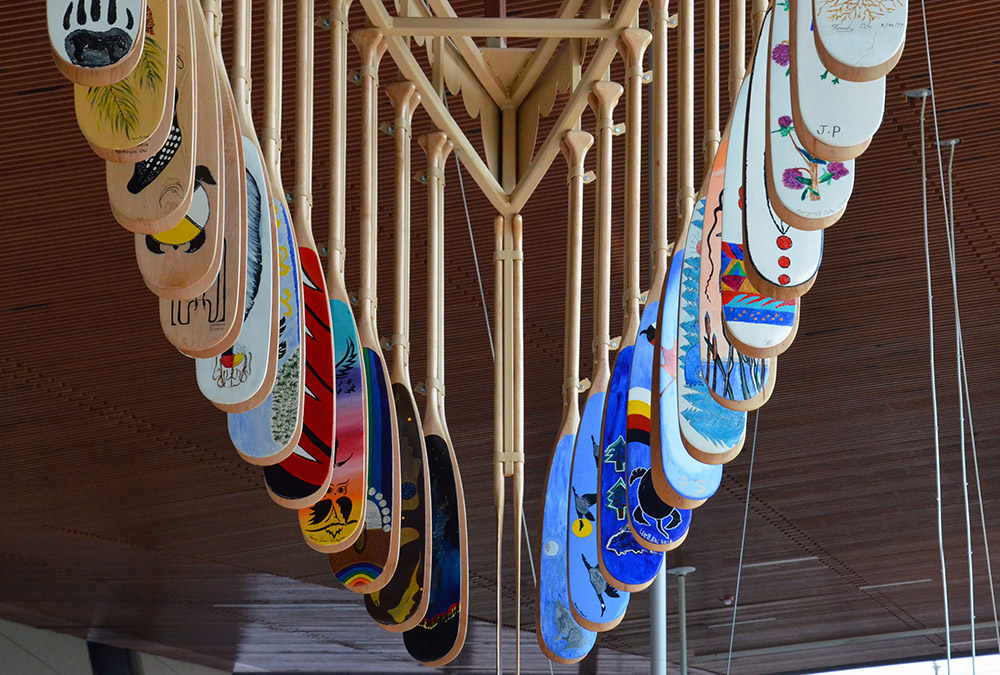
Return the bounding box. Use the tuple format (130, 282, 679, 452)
(243, 169, 263, 321)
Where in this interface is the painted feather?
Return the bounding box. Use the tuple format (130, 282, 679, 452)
(243, 168, 263, 321)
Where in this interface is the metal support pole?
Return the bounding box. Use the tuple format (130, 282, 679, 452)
(650, 562, 668, 675)
(668, 566, 696, 675)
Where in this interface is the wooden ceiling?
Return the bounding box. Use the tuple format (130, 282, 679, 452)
(3, 0, 1000, 672)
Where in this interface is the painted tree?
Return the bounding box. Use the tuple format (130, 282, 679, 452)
(603, 436, 627, 473)
(605, 477, 628, 520)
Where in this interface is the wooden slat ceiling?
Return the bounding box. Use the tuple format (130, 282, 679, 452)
(2, 0, 999, 672)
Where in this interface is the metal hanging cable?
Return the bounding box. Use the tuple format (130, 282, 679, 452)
(726, 410, 760, 675)
(917, 91, 951, 674)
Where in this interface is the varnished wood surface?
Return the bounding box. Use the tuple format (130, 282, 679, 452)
(4, 0, 1000, 672)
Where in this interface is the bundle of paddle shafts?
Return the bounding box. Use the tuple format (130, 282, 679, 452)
(49, 0, 906, 667)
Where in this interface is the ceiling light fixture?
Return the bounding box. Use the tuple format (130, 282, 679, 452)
(742, 556, 819, 569)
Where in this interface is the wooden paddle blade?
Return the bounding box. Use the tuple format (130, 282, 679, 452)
(364, 384, 431, 632)
(536, 432, 596, 663)
(742, 10, 824, 302)
(765, 5, 855, 230)
(194, 138, 278, 412)
(402, 432, 469, 666)
(134, 1, 222, 300)
(626, 297, 696, 549)
(158, 42, 248, 358)
(790, 0, 885, 162)
(328, 348, 401, 593)
(649, 244, 724, 509)
(48, 0, 147, 85)
(596, 344, 665, 590)
(106, 0, 195, 235)
(812, 0, 907, 82)
(565, 392, 630, 632)
(75, 0, 175, 163)
(296, 298, 367, 553)
(677, 196, 749, 464)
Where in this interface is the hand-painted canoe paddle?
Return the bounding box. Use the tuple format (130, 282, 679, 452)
(158, 0, 248, 359)
(595, 29, 669, 585)
(297, 0, 366, 554)
(766, 4, 854, 230)
(194, 0, 279, 414)
(677, 192, 750, 463)
(812, 0, 907, 82)
(48, 0, 147, 86)
(74, 0, 174, 163)
(135, 0, 223, 301)
(565, 80, 629, 633)
(618, 22, 695, 552)
(236, 0, 309, 485)
(105, 0, 194, 235)
(262, 0, 334, 507)
(719, 39, 799, 359)
(536, 130, 597, 665)
(648, 0, 722, 510)
(329, 28, 401, 594)
(696, 120, 777, 413)
(742, 8, 824, 303)
(403, 131, 469, 666)
(365, 82, 432, 631)
(789, 0, 885, 162)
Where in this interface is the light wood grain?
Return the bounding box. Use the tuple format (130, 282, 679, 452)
(136, 0, 223, 300)
(106, 0, 195, 234)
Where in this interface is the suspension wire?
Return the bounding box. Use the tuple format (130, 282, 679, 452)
(940, 142, 976, 670)
(918, 93, 951, 673)
(726, 410, 760, 675)
(450, 124, 552, 675)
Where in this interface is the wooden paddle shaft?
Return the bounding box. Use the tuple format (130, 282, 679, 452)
(512, 213, 524, 675)
(618, 29, 651, 339)
(328, 0, 351, 285)
(751, 0, 767, 46)
(704, 0, 720, 165)
(677, 0, 695, 232)
(559, 130, 593, 429)
(729, 0, 746, 104)
(352, 29, 388, 321)
(264, 0, 284, 169)
(437, 140, 453, 407)
(231, 0, 251, 118)
(387, 83, 421, 382)
(294, 0, 314, 242)
(648, 0, 670, 283)
(492, 213, 505, 674)
(421, 131, 451, 410)
(586, 81, 623, 376)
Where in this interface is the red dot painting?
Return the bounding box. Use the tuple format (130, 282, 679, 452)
(776, 235, 792, 250)
(778, 256, 790, 268)
(779, 274, 790, 285)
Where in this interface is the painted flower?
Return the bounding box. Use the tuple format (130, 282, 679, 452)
(772, 42, 791, 67)
(782, 168, 805, 190)
(827, 162, 850, 180)
(778, 115, 793, 129)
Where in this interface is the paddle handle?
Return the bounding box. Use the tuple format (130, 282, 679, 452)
(264, 0, 283, 169)
(648, 0, 670, 286)
(352, 29, 388, 326)
(587, 81, 623, 371)
(512, 213, 524, 674)
(231, 0, 251, 110)
(677, 0, 695, 233)
(559, 131, 593, 428)
(705, 0, 720, 165)
(751, 0, 767, 46)
(387, 82, 420, 381)
(327, 0, 351, 286)
(618, 28, 652, 336)
(421, 131, 450, 409)
(729, 0, 746, 104)
(294, 0, 315, 244)
(492, 212, 505, 674)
